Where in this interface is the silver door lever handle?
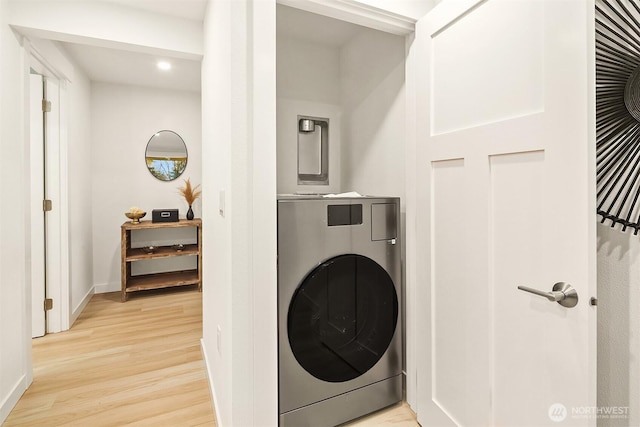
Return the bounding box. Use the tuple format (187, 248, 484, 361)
(517, 282, 578, 308)
(517, 286, 564, 302)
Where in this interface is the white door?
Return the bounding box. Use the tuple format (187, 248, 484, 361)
(414, 0, 596, 426)
(43, 76, 62, 334)
(30, 73, 46, 338)
(29, 73, 61, 337)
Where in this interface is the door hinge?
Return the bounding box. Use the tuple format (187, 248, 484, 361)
(42, 99, 51, 113)
(44, 298, 53, 311)
(43, 199, 52, 212)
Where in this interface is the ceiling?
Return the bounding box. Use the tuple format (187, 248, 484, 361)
(99, 0, 207, 21)
(56, 0, 206, 92)
(57, 2, 374, 93)
(60, 41, 202, 92)
(277, 5, 372, 47)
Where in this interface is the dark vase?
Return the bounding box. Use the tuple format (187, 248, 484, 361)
(187, 205, 194, 220)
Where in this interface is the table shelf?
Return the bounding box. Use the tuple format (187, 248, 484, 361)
(121, 219, 202, 302)
(125, 244, 199, 261)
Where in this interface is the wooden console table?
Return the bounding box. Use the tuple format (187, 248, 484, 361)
(121, 219, 202, 302)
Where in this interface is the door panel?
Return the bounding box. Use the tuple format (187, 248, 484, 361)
(490, 150, 558, 426)
(431, 158, 490, 425)
(44, 77, 61, 334)
(415, 0, 596, 425)
(430, 0, 544, 135)
(30, 74, 45, 339)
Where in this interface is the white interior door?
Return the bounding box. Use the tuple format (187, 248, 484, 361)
(30, 72, 62, 337)
(30, 73, 45, 338)
(414, 0, 596, 426)
(43, 76, 62, 334)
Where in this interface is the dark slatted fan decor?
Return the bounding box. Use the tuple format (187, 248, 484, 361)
(596, 0, 640, 233)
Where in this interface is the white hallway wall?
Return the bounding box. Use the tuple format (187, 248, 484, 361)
(201, 3, 233, 423)
(0, 13, 94, 427)
(201, 0, 277, 425)
(68, 66, 94, 319)
(0, 0, 28, 421)
(91, 82, 202, 293)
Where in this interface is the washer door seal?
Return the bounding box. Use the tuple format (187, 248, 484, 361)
(287, 254, 398, 383)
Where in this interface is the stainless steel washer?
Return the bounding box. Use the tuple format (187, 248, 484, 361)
(278, 195, 402, 426)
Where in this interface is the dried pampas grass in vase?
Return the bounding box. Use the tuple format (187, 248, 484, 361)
(178, 178, 201, 220)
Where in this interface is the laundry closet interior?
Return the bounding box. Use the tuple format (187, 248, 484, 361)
(275, 4, 410, 425)
(275, 4, 407, 202)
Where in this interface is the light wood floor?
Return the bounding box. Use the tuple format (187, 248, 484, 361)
(5, 287, 418, 426)
(343, 402, 418, 426)
(4, 287, 215, 427)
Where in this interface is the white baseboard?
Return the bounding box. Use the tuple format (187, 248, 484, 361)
(201, 338, 223, 427)
(0, 375, 27, 424)
(70, 285, 94, 326)
(94, 281, 120, 294)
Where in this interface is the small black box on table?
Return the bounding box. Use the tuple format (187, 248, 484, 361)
(152, 209, 179, 223)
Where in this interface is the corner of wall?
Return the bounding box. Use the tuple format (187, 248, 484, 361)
(200, 338, 223, 427)
(70, 285, 94, 326)
(0, 375, 28, 424)
(94, 281, 120, 294)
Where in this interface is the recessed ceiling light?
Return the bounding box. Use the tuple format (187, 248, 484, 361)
(157, 61, 171, 71)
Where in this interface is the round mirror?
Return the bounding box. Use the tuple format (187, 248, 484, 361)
(145, 130, 188, 181)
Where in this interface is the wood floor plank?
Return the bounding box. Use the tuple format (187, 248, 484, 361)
(5, 286, 417, 426)
(4, 288, 216, 427)
(342, 402, 419, 426)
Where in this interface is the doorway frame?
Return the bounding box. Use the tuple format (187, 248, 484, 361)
(24, 38, 71, 340)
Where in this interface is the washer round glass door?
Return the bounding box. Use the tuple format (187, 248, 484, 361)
(288, 254, 398, 382)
